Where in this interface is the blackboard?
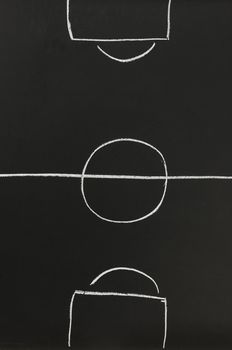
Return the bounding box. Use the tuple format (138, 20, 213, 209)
(0, 0, 231, 348)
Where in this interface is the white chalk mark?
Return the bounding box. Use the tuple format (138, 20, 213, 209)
(90, 267, 160, 294)
(66, 0, 172, 42)
(66, 0, 172, 62)
(2, 140, 232, 223)
(68, 290, 167, 348)
(97, 42, 156, 63)
(72, 290, 164, 300)
(81, 138, 168, 224)
(68, 291, 76, 348)
(1, 174, 232, 180)
(167, 0, 172, 39)
(70, 37, 168, 42)
(163, 299, 168, 349)
(1, 173, 232, 180)
(66, 0, 74, 40)
(68, 267, 167, 348)
(0, 173, 80, 179)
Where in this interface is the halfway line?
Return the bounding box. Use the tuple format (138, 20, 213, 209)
(0, 173, 232, 180)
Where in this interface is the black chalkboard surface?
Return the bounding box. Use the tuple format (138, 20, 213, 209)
(0, 0, 231, 349)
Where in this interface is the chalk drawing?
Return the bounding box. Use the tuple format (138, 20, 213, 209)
(66, 0, 172, 63)
(90, 267, 160, 293)
(2, 138, 232, 222)
(97, 42, 157, 63)
(68, 267, 167, 348)
(81, 138, 168, 224)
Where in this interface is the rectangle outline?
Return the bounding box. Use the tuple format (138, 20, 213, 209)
(68, 290, 168, 349)
(67, 0, 172, 42)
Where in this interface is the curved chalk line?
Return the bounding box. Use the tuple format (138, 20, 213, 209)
(97, 42, 156, 63)
(90, 266, 160, 294)
(81, 138, 168, 224)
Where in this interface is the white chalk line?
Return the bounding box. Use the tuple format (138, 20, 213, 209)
(73, 38, 168, 42)
(90, 267, 160, 294)
(67, 0, 172, 42)
(97, 42, 156, 63)
(68, 266, 167, 348)
(163, 299, 168, 349)
(81, 138, 168, 224)
(66, 0, 74, 40)
(67, 0, 171, 62)
(1, 173, 232, 180)
(68, 290, 167, 348)
(68, 291, 76, 348)
(73, 290, 165, 301)
(167, 0, 172, 39)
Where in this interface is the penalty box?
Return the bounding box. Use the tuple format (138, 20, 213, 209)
(67, 0, 172, 42)
(68, 290, 167, 349)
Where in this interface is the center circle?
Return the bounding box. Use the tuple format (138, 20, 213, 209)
(81, 138, 168, 224)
